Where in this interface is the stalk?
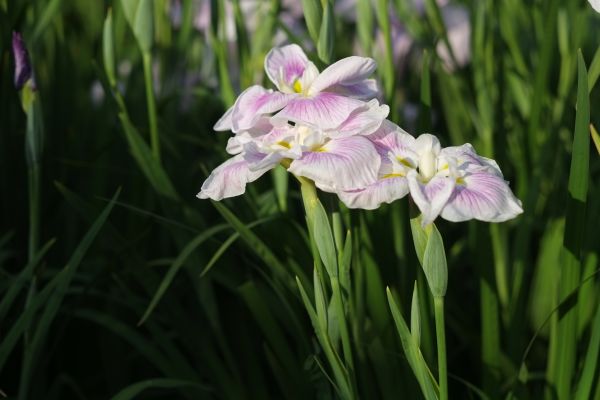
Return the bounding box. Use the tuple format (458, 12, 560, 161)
(299, 176, 318, 221)
(434, 296, 448, 400)
(27, 157, 40, 263)
(297, 176, 355, 400)
(142, 52, 160, 161)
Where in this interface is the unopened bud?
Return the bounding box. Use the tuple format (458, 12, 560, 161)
(12, 31, 35, 91)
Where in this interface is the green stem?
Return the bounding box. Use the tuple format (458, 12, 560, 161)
(299, 176, 318, 221)
(375, 0, 396, 119)
(27, 164, 40, 262)
(142, 52, 160, 161)
(434, 296, 448, 400)
(490, 224, 509, 318)
(298, 177, 355, 400)
(24, 165, 40, 348)
(331, 276, 355, 374)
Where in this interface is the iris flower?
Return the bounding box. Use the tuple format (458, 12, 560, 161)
(214, 44, 379, 133)
(198, 99, 388, 200)
(339, 122, 523, 225)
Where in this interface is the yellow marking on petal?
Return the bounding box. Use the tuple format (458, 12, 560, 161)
(280, 158, 292, 169)
(382, 173, 405, 179)
(312, 147, 327, 152)
(456, 177, 466, 185)
(276, 141, 291, 149)
(396, 157, 414, 168)
(293, 80, 303, 93)
(440, 163, 449, 170)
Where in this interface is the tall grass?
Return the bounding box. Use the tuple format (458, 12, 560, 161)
(0, 0, 599, 399)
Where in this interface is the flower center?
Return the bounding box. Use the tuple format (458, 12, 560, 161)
(293, 80, 303, 94)
(418, 150, 436, 181)
(276, 141, 291, 149)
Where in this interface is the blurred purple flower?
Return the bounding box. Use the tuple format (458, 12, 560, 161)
(170, 0, 183, 29)
(341, 0, 470, 73)
(12, 31, 35, 91)
(436, 5, 471, 71)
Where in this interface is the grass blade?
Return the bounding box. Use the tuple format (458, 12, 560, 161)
(138, 223, 230, 325)
(0, 238, 55, 322)
(547, 50, 590, 400)
(211, 201, 301, 285)
(574, 303, 600, 400)
(387, 288, 439, 400)
(312, 199, 338, 279)
(18, 188, 121, 397)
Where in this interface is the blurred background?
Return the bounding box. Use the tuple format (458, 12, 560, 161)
(1, 0, 600, 399)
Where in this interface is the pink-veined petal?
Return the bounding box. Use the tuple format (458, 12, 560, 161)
(407, 171, 455, 226)
(231, 85, 294, 132)
(271, 92, 364, 130)
(327, 79, 379, 100)
(440, 172, 523, 222)
(225, 118, 274, 154)
(288, 136, 380, 191)
(338, 176, 409, 210)
(214, 105, 234, 131)
(226, 134, 249, 155)
(308, 56, 377, 95)
(242, 141, 293, 170)
(264, 44, 309, 89)
(367, 120, 417, 161)
(258, 124, 295, 145)
(440, 143, 502, 176)
(329, 99, 389, 138)
(197, 154, 274, 200)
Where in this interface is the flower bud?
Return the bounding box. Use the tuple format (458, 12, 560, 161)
(12, 31, 35, 91)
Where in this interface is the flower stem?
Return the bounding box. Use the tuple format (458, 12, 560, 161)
(142, 52, 160, 161)
(434, 296, 448, 400)
(297, 176, 356, 400)
(298, 176, 318, 222)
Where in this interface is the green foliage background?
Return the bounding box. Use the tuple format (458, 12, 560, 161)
(1, 0, 599, 399)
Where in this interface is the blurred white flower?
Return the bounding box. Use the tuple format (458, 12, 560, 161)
(90, 80, 105, 107)
(590, 0, 600, 13)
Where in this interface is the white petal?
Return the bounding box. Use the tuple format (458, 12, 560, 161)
(225, 118, 274, 155)
(414, 133, 442, 156)
(326, 79, 379, 100)
(288, 136, 380, 191)
(308, 56, 377, 95)
(440, 172, 523, 222)
(591, 0, 600, 12)
(338, 176, 409, 210)
(197, 154, 274, 201)
(407, 171, 455, 226)
(264, 44, 310, 90)
(214, 105, 234, 131)
(440, 143, 502, 176)
(242, 141, 290, 170)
